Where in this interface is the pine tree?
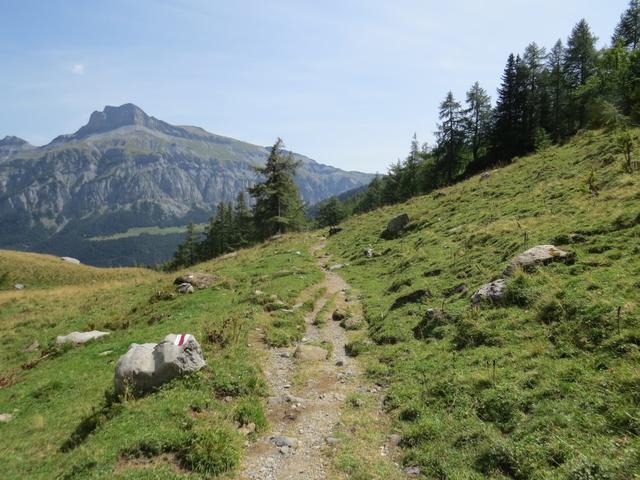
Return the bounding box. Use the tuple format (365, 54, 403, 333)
(522, 42, 549, 149)
(354, 176, 383, 213)
(232, 191, 253, 249)
(547, 39, 567, 140)
(613, 0, 640, 50)
(170, 221, 199, 269)
(398, 134, 421, 200)
(249, 138, 305, 239)
(564, 19, 599, 130)
(435, 91, 467, 183)
(317, 197, 347, 227)
(465, 82, 492, 164)
(491, 54, 520, 161)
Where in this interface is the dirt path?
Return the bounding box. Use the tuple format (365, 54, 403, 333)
(239, 241, 364, 480)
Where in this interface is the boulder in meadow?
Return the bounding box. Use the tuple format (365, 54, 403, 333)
(60, 256, 81, 265)
(173, 272, 219, 289)
(114, 333, 206, 395)
(56, 330, 110, 345)
(381, 213, 410, 239)
(503, 245, 574, 276)
(471, 279, 507, 305)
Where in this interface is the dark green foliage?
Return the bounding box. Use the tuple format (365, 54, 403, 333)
(612, 0, 640, 50)
(249, 138, 305, 239)
(182, 425, 242, 476)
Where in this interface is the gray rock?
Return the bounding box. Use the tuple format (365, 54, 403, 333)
(272, 435, 299, 448)
(60, 256, 81, 265)
(471, 279, 507, 305)
(294, 344, 328, 361)
(176, 282, 195, 294)
(56, 330, 110, 345)
(364, 248, 374, 258)
(329, 264, 344, 271)
(173, 272, 219, 289)
(114, 333, 206, 395)
(381, 213, 410, 239)
(14, 283, 24, 290)
(503, 244, 574, 276)
(480, 170, 495, 181)
(340, 317, 362, 330)
(0, 413, 12, 423)
(328, 226, 343, 236)
(404, 466, 421, 476)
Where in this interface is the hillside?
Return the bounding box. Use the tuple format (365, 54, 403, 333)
(0, 128, 638, 479)
(325, 128, 640, 478)
(0, 104, 374, 267)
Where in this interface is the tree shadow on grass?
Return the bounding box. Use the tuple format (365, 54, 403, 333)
(60, 389, 123, 452)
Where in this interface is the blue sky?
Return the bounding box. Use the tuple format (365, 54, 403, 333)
(0, 0, 629, 173)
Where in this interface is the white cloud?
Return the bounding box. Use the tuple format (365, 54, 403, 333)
(71, 63, 85, 75)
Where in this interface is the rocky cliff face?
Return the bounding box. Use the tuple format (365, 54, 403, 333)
(0, 104, 374, 265)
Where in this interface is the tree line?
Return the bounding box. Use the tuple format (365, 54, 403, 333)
(168, 138, 305, 269)
(314, 1, 640, 223)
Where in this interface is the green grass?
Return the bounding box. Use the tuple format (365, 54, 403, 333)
(326, 129, 640, 479)
(89, 224, 207, 242)
(0, 234, 321, 479)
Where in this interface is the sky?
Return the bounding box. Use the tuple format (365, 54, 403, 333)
(0, 0, 630, 173)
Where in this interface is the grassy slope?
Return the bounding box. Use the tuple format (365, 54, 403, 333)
(0, 235, 322, 479)
(0, 250, 154, 290)
(326, 129, 640, 479)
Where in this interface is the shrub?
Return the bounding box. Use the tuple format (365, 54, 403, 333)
(233, 396, 267, 432)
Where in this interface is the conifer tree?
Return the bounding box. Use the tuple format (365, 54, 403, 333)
(547, 40, 567, 140)
(249, 138, 305, 239)
(491, 54, 520, 160)
(317, 197, 347, 227)
(170, 221, 199, 269)
(465, 82, 492, 164)
(613, 0, 640, 50)
(564, 19, 599, 130)
(232, 191, 253, 248)
(435, 91, 467, 182)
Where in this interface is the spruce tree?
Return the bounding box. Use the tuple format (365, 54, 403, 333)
(613, 0, 640, 50)
(564, 19, 599, 130)
(232, 191, 253, 248)
(170, 221, 199, 269)
(465, 82, 492, 165)
(491, 54, 520, 161)
(547, 40, 567, 140)
(249, 138, 305, 239)
(317, 197, 347, 227)
(435, 91, 467, 183)
(398, 134, 421, 200)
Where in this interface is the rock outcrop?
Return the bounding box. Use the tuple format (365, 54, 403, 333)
(173, 272, 219, 289)
(114, 333, 206, 395)
(381, 213, 409, 239)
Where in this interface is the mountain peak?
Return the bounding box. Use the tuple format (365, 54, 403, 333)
(0, 135, 30, 147)
(75, 103, 153, 136)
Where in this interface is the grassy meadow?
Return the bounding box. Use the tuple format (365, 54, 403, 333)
(0, 236, 322, 479)
(325, 128, 640, 479)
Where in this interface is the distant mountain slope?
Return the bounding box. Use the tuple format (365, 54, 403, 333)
(0, 104, 374, 266)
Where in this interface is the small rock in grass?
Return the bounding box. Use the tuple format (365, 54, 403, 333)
(98, 350, 113, 356)
(0, 413, 13, 423)
(328, 226, 343, 236)
(471, 279, 507, 305)
(14, 283, 24, 290)
(176, 283, 194, 294)
(329, 264, 344, 271)
(364, 248, 374, 258)
(388, 434, 402, 447)
(404, 466, 421, 476)
(272, 435, 299, 448)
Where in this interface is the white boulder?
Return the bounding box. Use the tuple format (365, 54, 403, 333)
(114, 333, 206, 395)
(503, 245, 573, 276)
(60, 256, 81, 265)
(56, 330, 110, 345)
(471, 279, 507, 305)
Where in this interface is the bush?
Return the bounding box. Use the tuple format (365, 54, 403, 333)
(182, 425, 242, 476)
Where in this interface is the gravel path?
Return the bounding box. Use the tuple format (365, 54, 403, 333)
(239, 241, 362, 480)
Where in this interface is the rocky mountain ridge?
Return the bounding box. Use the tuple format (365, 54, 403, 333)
(0, 104, 374, 265)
